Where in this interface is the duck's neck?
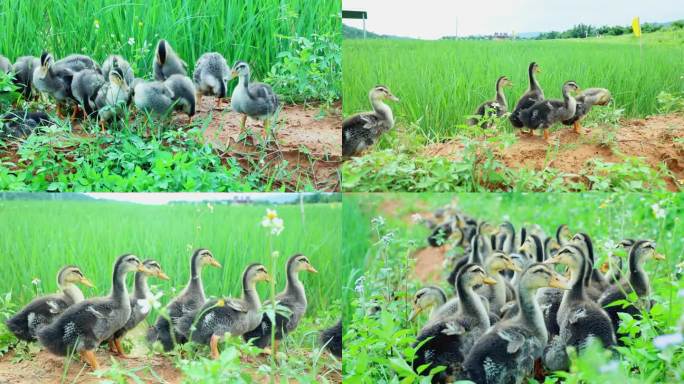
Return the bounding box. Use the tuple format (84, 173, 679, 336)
(239, 74, 250, 91)
(60, 283, 84, 303)
(428, 290, 447, 319)
(189, 260, 204, 294)
(495, 80, 507, 108)
(628, 251, 649, 296)
(370, 97, 394, 128)
(133, 272, 152, 300)
(563, 88, 577, 115)
(517, 284, 547, 340)
(242, 277, 261, 310)
(528, 67, 540, 91)
(486, 267, 506, 303)
(456, 279, 489, 327)
(567, 259, 586, 302)
(284, 267, 306, 304)
(110, 269, 131, 305)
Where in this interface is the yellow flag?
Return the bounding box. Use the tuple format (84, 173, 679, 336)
(632, 17, 641, 37)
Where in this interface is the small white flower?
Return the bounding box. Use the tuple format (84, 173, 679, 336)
(411, 213, 423, 223)
(128, 37, 135, 46)
(653, 333, 684, 349)
(371, 216, 386, 227)
(261, 208, 284, 236)
(651, 203, 666, 219)
(31, 278, 41, 286)
(354, 276, 365, 294)
(137, 298, 151, 314)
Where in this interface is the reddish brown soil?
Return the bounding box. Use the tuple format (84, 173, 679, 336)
(412, 245, 448, 283)
(422, 114, 684, 190)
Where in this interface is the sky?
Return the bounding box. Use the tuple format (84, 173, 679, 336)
(342, 0, 684, 39)
(84, 193, 304, 205)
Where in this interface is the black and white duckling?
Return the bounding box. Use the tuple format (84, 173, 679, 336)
(6, 266, 93, 341)
(71, 69, 105, 119)
(468, 76, 513, 128)
(0, 110, 52, 139)
(242, 254, 318, 354)
(428, 218, 464, 247)
(509, 62, 544, 128)
(543, 245, 616, 371)
(599, 238, 634, 284)
(447, 233, 489, 287)
(570, 232, 606, 297)
(598, 240, 664, 340)
(413, 264, 496, 383)
(32, 52, 77, 118)
(193, 52, 230, 108)
(555, 224, 572, 246)
(319, 319, 342, 358)
(519, 233, 545, 263)
(107, 259, 169, 357)
(153, 39, 187, 81)
(463, 263, 570, 384)
(12, 56, 41, 99)
(147, 249, 221, 352)
(0, 55, 10, 73)
(164, 74, 196, 119)
(177, 263, 271, 359)
(230, 61, 280, 139)
(477, 252, 521, 315)
(37, 254, 149, 370)
(95, 67, 131, 130)
(342, 85, 399, 157)
(101, 55, 135, 86)
(133, 80, 174, 118)
(409, 286, 455, 324)
(519, 81, 580, 141)
(562, 88, 612, 134)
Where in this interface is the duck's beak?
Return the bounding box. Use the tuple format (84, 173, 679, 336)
(408, 305, 422, 321)
(483, 276, 497, 285)
(508, 261, 523, 272)
(653, 252, 666, 261)
(389, 94, 400, 102)
(138, 265, 154, 274)
(549, 274, 571, 290)
(80, 277, 95, 288)
(156, 271, 170, 280)
(209, 258, 222, 268)
(544, 255, 562, 265)
(263, 273, 273, 282)
(230, 70, 238, 80)
(599, 262, 610, 273)
(306, 264, 319, 273)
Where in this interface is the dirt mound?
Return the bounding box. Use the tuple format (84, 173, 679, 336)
(412, 246, 448, 283)
(422, 114, 684, 190)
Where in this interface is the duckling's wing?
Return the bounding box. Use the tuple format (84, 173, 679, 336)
(343, 113, 380, 132)
(223, 299, 248, 313)
(497, 328, 526, 353)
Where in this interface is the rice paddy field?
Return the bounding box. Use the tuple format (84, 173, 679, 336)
(342, 192, 684, 383)
(342, 32, 684, 192)
(0, 0, 342, 192)
(0, 195, 342, 383)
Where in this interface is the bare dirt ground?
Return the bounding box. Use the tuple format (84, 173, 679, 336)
(423, 114, 684, 190)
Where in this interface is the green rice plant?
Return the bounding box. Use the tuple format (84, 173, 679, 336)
(343, 36, 684, 142)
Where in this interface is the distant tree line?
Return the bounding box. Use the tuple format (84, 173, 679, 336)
(536, 20, 684, 40)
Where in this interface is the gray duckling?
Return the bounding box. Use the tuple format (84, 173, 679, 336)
(71, 69, 105, 119)
(230, 61, 280, 141)
(95, 67, 132, 130)
(153, 39, 187, 81)
(102, 55, 135, 86)
(164, 74, 196, 119)
(0, 55, 10, 73)
(11, 56, 41, 99)
(193, 52, 230, 108)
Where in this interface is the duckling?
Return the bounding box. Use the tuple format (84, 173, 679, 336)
(409, 286, 452, 323)
(509, 62, 544, 128)
(562, 88, 612, 134)
(5, 266, 93, 341)
(555, 224, 572, 246)
(477, 253, 521, 314)
(447, 234, 488, 287)
(494, 221, 517, 255)
(164, 74, 196, 119)
(71, 69, 105, 119)
(55, 54, 99, 73)
(543, 245, 616, 371)
(428, 219, 464, 247)
(519, 233, 545, 263)
(32, 52, 76, 118)
(468, 76, 513, 128)
(599, 238, 634, 284)
(230, 61, 280, 141)
(0, 55, 10, 73)
(598, 240, 664, 340)
(147, 249, 221, 352)
(413, 264, 496, 383)
(177, 263, 271, 359)
(519, 81, 580, 141)
(95, 67, 131, 131)
(101, 55, 135, 86)
(342, 85, 399, 157)
(0, 110, 52, 139)
(133, 80, 174, 118)
(193, 52, 230, 108)
(570, 233, 606, 297)
(319, 319, 342, 358)
(463, 263, 571, 384)
(543, 237, 561, 260)
(108, 259, 169, 357)
(12, 56, 41, 99)
(37, 254, 148, 370)
(241, 254, 318, 354)
(153, 39, 187, 81)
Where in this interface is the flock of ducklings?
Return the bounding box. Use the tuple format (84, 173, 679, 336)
(342, 62, 612, 157)
(406, 204, 664, 384)
(5, 250, 341, 371)
(0, 40, 280, 142)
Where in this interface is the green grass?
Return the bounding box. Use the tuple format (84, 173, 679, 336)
(343, 36, 684, 142)
(342, 192, 684, 382)
(0, 0, 340, 90)
(0, 199, 340, 316)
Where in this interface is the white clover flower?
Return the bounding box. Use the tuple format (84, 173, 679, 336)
(261, 208, 284, 236)
(411, 213, 423, 223)
(128, 37, 135, 46)
(653, 333, 684, 350)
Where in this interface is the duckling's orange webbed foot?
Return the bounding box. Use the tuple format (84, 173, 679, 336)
(543, 128, 550, 141)
(113, 338, 129, 358)
(573, 121, 582, 134)
(210, 334, 220, 360)
(81, 349, 100, 370)
(107, 339, 117, 353)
